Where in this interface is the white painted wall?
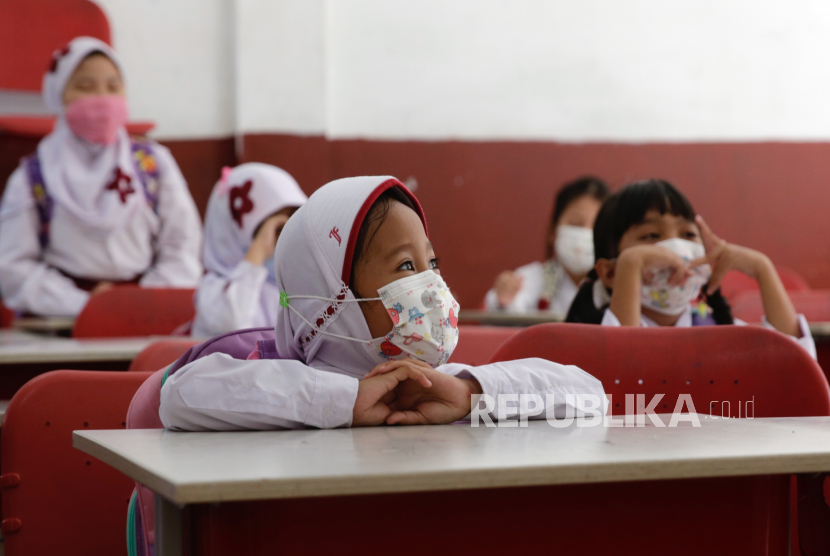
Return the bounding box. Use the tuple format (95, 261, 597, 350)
(95, 0, 237, 139)
(8, 0, 827, 141)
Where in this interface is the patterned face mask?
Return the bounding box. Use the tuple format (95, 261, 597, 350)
(640, 238, 711, 316)
(280, 270, 460, 368)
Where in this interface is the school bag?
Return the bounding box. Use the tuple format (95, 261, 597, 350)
(125, 326, 277, 556)
(22, 137, 162, 248)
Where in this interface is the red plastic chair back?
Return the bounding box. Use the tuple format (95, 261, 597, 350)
(0, 303, 14, 328)
(731, 290, 830, 324)
(128, 339, 200, 373)
(73, 286, 196, 338)
(490, 323, 830, 418)
(448, 326, 519, 366)
(0, 370, 151, 556)
(720, 267, 810, 302)
(0, 0, 110, 92)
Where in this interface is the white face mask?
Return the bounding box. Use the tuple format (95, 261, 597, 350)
(640, 238, 711, 316)
(555, 225, 595, 275)
(280, 270, 460, 368)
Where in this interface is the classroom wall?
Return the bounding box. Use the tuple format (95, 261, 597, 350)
(3, 1, 830, 307)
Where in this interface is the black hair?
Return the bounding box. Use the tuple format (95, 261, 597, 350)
(565, 179, 733, 325)
(349, 187, 417, 298)
(546, 176, 610, 259)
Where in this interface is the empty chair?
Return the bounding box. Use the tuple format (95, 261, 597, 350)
(0, 370, 151, 556)
(720, 266, 810, 302)
(489, 323, 829, 417)
(72, 286, 196, 338)
(448, 326, 519, 366)
(127, 339, 200, 373)
(731, 290, 830, 325)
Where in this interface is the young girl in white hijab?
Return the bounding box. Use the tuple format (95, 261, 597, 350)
(192, 163, 307, 338)
(485, 177, 609, 319)
(160, 176, 606, 430)
(0, 37, 202, 317)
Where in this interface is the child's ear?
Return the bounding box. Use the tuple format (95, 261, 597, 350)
(595, 259, 616, 289)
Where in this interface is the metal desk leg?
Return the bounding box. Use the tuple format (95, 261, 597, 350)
(797, 473, 830, 556)
(154, 495, 183, 556)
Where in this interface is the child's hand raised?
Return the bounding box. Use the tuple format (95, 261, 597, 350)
(691, 215, 772, 295)
(493, 271, 523, 308)
(616, 244, 692, 287)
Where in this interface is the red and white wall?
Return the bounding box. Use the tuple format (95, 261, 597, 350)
(20, 1, 830, 305)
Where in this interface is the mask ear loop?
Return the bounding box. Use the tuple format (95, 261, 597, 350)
(279, 292, 381, 344)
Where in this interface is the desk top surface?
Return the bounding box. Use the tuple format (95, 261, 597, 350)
(74, 415, 830, 505)
(0, 330, 170, 364)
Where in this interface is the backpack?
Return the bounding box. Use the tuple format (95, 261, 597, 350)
(23, 138, 162, 249)
(125, 327, 277, 556)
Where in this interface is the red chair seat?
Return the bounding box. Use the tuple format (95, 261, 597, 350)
(448, 326, 518, 366)
(1, 370, 151, 556)
(0, 116, 155, 139)
(128, 339, 200, 373)
(720, 267, 810, 302)
(72, 286, 196, 338)
(731, 290, 830, 324)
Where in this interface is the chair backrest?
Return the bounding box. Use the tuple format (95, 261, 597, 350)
(128, 339, 201, 373)
(448, 326, 519, 366)
(0, 370, 151, 556)
(72, 286, 196, 338)
(489, 323, 830, 418)
(731, 290, 830, 324)
(0, 0, 110, 92)
(720, 267, 811, 302)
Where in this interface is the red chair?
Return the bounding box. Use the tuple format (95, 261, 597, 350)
(72, 286, 196, 338)
(720, 266, 810, 302)
(448, 326, 519, 366)
(0, 370, 152, 556)
(731, 290, 830, 324)
(490, 323, 829, 417)
(0, 303, 14, 329)
(128, 339, 200, 373)
(489, 323, 830, 555)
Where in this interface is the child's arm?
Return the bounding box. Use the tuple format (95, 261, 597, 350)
(192, 265, 267, 337)
(695, 216, 800, 337)
(609, 245, 691, 326)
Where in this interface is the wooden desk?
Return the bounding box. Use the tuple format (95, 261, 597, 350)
(0, 330, 165, 365)
(75, 415, 830, 556)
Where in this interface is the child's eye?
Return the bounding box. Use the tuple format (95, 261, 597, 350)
(398, 261, 414, 271)
(639, 233, 660, 241)
(684, 231, 699, 239)
(429, 257, 440, 270)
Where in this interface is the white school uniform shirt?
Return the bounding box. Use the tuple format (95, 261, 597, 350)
(600, 306, 817, 360)
(484, 260, 579, 319)
(160, 176, 608, 431)
(0, 141, 202, 317)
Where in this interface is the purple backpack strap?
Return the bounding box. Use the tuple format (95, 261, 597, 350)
(22, 154, 54, 249)
(129, 138, 161, 214)
(164, 327, 277, 382)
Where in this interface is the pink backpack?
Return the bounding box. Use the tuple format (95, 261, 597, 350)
(125, 327, 278, 556)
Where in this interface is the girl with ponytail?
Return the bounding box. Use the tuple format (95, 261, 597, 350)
(565, 179, 815, 358)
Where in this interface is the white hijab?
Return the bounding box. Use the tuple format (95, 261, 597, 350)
(272, 176, 427, 377)
(203, 163, 308, 276)
(35, 36, 144, 234)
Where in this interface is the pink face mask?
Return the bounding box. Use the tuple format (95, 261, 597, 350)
(65, 95, 129, 145)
